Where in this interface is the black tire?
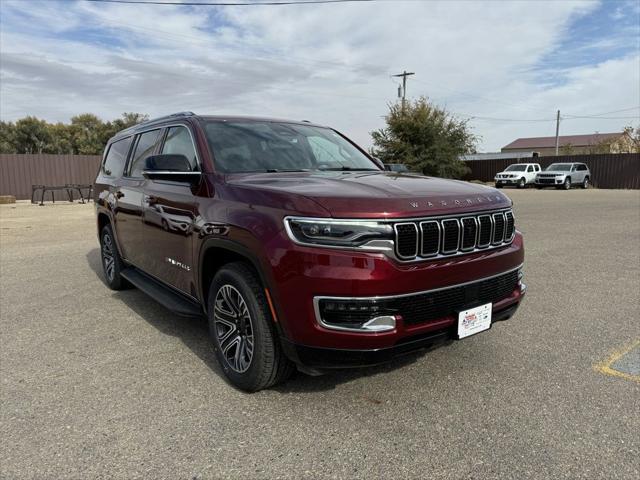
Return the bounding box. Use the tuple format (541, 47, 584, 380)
(208, 262, 294, 392)
(535, 185, 543, 190)
(495, 183, 502, 189)
(563, 177, 571, 190)
(582, 177, 589, 189)
(100, 224, 129, 290)
(517, 178, 526, 189)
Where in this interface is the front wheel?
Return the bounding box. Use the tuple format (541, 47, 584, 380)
(100, 224, 129, 290)
(208, 262, 294, 392)
(582, 177, 589, 189)
(563, 177, 571, 190)
(495, 183, 502, 189)
(517, 178, 526, 189)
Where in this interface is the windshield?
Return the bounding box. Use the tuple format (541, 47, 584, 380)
(203, 121, 379, 173)
(505, 165, 527, 172)
(546, 163, 572, 171)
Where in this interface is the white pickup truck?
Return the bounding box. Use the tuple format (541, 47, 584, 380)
(494, 163, 541, 188)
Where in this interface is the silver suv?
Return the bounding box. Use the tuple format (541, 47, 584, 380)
(535, 162, 591, 190)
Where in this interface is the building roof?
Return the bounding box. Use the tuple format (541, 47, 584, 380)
(461, 151, 538, 161)
(502, 132, 623, 150)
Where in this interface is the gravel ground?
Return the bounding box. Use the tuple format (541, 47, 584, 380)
(1, 189, 639, 479)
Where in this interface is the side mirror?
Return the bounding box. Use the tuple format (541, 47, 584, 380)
(143, 154, 201, 184)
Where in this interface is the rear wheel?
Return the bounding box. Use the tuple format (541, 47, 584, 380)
(208, 262, 294, 391)
(100, 224, 128, 290)
(582, 177, 589, 189)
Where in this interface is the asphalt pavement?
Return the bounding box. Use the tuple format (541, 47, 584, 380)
(1, 188, 639, 479)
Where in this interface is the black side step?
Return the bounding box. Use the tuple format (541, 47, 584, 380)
(121, 268, 204, 318)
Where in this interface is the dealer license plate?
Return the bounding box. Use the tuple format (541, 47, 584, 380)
(457, 303, 492, 339)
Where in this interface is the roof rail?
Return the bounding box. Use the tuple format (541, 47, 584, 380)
(116, 111, 196, 137)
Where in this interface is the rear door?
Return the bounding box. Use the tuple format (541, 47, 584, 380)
(115, 128, 163, 266)
(140, 124, 201, 295)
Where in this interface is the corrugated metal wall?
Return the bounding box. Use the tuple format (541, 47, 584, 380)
(463, 153, 640, 189)
(1, 152, 638, 200)
(0, 154, 102, 200)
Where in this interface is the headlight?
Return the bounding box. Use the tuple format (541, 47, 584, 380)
(285, 217, 394, 247)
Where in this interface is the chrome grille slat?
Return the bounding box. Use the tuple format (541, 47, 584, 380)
(393, 209, 514, 261)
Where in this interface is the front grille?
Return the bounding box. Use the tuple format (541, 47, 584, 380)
(317, 268, 520, 328)
(537, 178, 556, 184)
(394, 209, 514, 261)
(394, 223, 418, 258)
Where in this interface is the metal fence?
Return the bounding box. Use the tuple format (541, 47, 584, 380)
(0, 154, 102, 200)
(1, 152, 639, 201)
(463, 153, 640, 189)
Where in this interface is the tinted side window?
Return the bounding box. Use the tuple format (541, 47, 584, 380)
(128, 129, 162, 177)
(102, 137, 132, 177)
(578, 164, 587, 171)
(161, 126, 199, 171)
(527, 165, 533, 172)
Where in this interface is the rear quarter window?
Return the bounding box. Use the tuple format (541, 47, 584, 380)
(102, 137, 132, 177)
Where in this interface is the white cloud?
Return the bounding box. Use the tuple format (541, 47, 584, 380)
(0, 0, 638, 151)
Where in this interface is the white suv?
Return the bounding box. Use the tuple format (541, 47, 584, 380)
(494, 163, 541, 189)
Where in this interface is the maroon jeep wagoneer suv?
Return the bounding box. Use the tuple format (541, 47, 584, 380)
(95, 112, 525, 391)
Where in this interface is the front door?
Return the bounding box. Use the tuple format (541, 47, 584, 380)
(114, 128, 163, 267)
(140, 125, 201, 295)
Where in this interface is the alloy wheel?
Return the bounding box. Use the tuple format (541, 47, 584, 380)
(213, 284, 254, 373)
(101, 232, 115, 282)
(564, 178, 571, 190)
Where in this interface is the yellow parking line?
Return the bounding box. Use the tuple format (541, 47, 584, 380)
(594, 339, 640, 384)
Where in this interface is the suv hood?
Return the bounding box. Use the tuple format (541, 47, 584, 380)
(226, 171, 511, 218)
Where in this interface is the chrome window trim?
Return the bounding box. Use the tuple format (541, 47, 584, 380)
(440, 218, 460, 254)
(313, 263, 524, 331)
(394, 222, 419, 259)
(460, 216, 478, 252)
(419, 220, 440, 257)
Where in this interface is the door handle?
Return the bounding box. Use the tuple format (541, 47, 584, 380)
(115, 190, 125, 199)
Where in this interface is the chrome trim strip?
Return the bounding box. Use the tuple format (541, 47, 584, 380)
(419, 220, 440, 257)
(142, 171, 202, 176)
(440, 218, 460, 254)
(313, 263, 524, 331)
(394, 222, 419, 259)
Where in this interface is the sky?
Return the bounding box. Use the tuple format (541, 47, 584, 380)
(0, 0, 639, 152)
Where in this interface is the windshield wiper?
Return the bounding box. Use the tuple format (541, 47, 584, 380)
(264, 168, 311, 173)
(319, 166, 379, 171)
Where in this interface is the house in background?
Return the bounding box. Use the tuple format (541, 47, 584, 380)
(501, 132, 627, 156)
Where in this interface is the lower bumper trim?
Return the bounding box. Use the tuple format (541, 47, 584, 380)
(282, 302, 521, 369)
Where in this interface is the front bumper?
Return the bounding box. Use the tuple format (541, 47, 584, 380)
(268, 231, 525, 353)
(536, 176, 564, 185)
(282, 300, 523, 369)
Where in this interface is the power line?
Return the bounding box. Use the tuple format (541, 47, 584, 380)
(85, 0, 376, 6)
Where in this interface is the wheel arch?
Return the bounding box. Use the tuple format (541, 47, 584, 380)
(198, 238, 273, 315)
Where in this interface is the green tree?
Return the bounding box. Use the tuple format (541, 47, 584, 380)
(371, 97, 477, 178)
(13, 117, 51, 154)
(70, 113, 104, 155)
(0, 121, 16, 153)
(46, 122, 74, 154)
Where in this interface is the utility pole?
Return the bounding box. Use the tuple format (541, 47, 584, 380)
(555, 110, 560, 156)
(392, 70, 415, 110)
